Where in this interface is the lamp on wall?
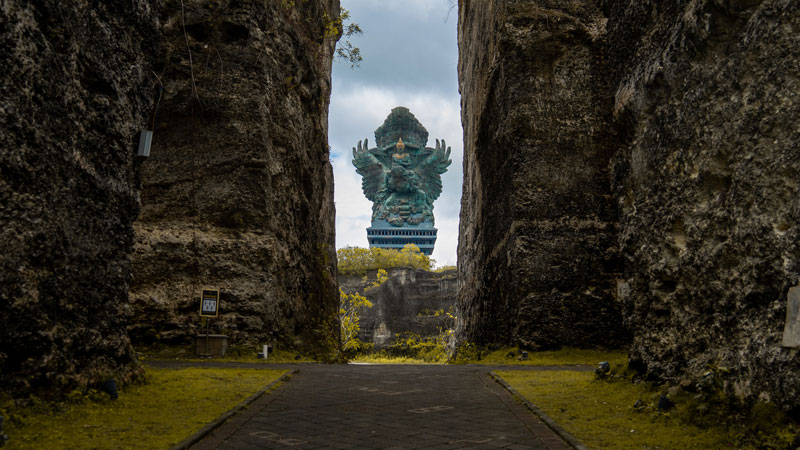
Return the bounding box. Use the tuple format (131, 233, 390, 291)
(137, 130, 153, 158)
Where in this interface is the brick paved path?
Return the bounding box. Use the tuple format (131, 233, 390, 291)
(186, 364, 580, 450)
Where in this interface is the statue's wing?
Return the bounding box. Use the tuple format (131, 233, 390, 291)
(415, 139, 452, 202)
(352, 138, 386, 202)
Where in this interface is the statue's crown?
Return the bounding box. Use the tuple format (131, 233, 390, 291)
(374, 106, 429, 149)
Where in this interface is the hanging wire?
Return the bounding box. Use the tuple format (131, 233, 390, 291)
(180, 0, 202, 108)
(150, 71, 164, 131)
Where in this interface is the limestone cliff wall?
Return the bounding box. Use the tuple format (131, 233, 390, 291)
(339, 269, 457, 347)
(129, 0, 339, 353)
(458, 0, 800, 409)
(0, 1, 157, 394)
(456, 0, 628, 350)
(604, 0, 800, 409)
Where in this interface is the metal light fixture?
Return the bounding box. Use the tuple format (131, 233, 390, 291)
(137, 130, 153, 158)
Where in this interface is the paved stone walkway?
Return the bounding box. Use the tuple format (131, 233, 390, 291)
(176, 363, 585, 450)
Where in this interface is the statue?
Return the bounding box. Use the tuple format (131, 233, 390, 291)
(352, 107, 452, 227)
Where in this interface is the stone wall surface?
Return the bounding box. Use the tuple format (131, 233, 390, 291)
(457, 0, 800, 410)
(456, 0, 629, 350)
(339, 269, 457, 347)
(129, 0, 339, 354)
(604, 0, 800, 410)
(0, 1, 157, 394)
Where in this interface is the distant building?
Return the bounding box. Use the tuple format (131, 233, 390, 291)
(366, 220, 437, 256)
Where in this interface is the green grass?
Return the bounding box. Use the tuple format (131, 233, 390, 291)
(497, 369, 797, 449)
(460, 346, 628, 366)
(348, 346, 627, 366)
(2, 367, 287, 450)
(138, 343, 316, 363)
(349, 354, 445, 364)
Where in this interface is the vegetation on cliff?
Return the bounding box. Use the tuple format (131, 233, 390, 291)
(338, 289, 373, 353)
(337, 244, 432, 276)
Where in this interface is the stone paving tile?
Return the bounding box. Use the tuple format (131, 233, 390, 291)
(190, 364, 576, 450)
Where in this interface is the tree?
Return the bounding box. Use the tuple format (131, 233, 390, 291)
(339, 289, 372, 352)
(337, 244, 433, 276)
(336, 9, 362, 68)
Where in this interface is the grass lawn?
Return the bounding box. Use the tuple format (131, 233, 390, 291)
(469, 347, 627, 366)
(139, 343, 316, 363)
(349, 354, 445, 364)
(496, 369, 797, 449)
(2, 367, 287, 450)
(348, 346, 626, 365)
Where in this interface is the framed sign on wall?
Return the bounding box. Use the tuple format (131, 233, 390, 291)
(200, 288, 220, 317)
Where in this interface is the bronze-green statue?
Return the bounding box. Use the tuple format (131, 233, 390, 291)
(352, 107, 452, 227)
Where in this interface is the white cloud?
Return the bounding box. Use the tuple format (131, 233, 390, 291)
(343, 0, 454, 22)
(431, 216, 459, 266)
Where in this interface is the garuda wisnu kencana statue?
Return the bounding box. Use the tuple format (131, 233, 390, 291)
(352, 107, 452, 227)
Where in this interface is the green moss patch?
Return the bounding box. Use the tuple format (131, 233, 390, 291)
(497, 370, 797, 449)
(459, 346, 627, 366)
(349, 354, 445, 364)
(352, 334, 449, 364)
(138, 343, 316, 363)
(2, 367, 287, 449)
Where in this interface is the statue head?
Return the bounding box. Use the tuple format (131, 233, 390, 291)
(396, 138, 405, 151)
(374, 106, 429, 149)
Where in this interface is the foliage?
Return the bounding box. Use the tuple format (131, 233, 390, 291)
(416, 307, 454, 317)
(460, 347, 628, 366)
(337, 244, 433, 276)
(350, 305, 455, 363)
(497, 369, 799, 449)
(433, 265, 456, 272)
(450, 341, 482, 363)
(338, 289, 373, 353)
(352, 333, 449, 364)
(367, 268, 388, 290)
(350, 354, 443, 364)
(336, 9, 362, 68)
(353, 306, 455, 364)
(322, 8, 362, 68)
(1, 367, 286, 450)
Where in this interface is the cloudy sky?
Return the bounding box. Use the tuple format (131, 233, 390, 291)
(328, 0, 461, 267)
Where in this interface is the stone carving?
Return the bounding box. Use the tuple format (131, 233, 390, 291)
(353, 107, 452, 226)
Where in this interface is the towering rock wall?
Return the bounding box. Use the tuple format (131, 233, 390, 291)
(458, 0, 800, 409)
(605, 0, 800, 410)
(129, 0, 339, 353)
(0, 1, 157, 395)
(339, 268, 457, 347)
(456, 0, 628, 349)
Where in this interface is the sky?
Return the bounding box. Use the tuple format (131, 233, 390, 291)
(328, 0, 462, 267)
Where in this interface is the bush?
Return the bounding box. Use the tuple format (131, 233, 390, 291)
(337, 244, 432, 276)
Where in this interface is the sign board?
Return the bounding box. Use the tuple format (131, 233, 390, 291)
(200, 288, 220, 317)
